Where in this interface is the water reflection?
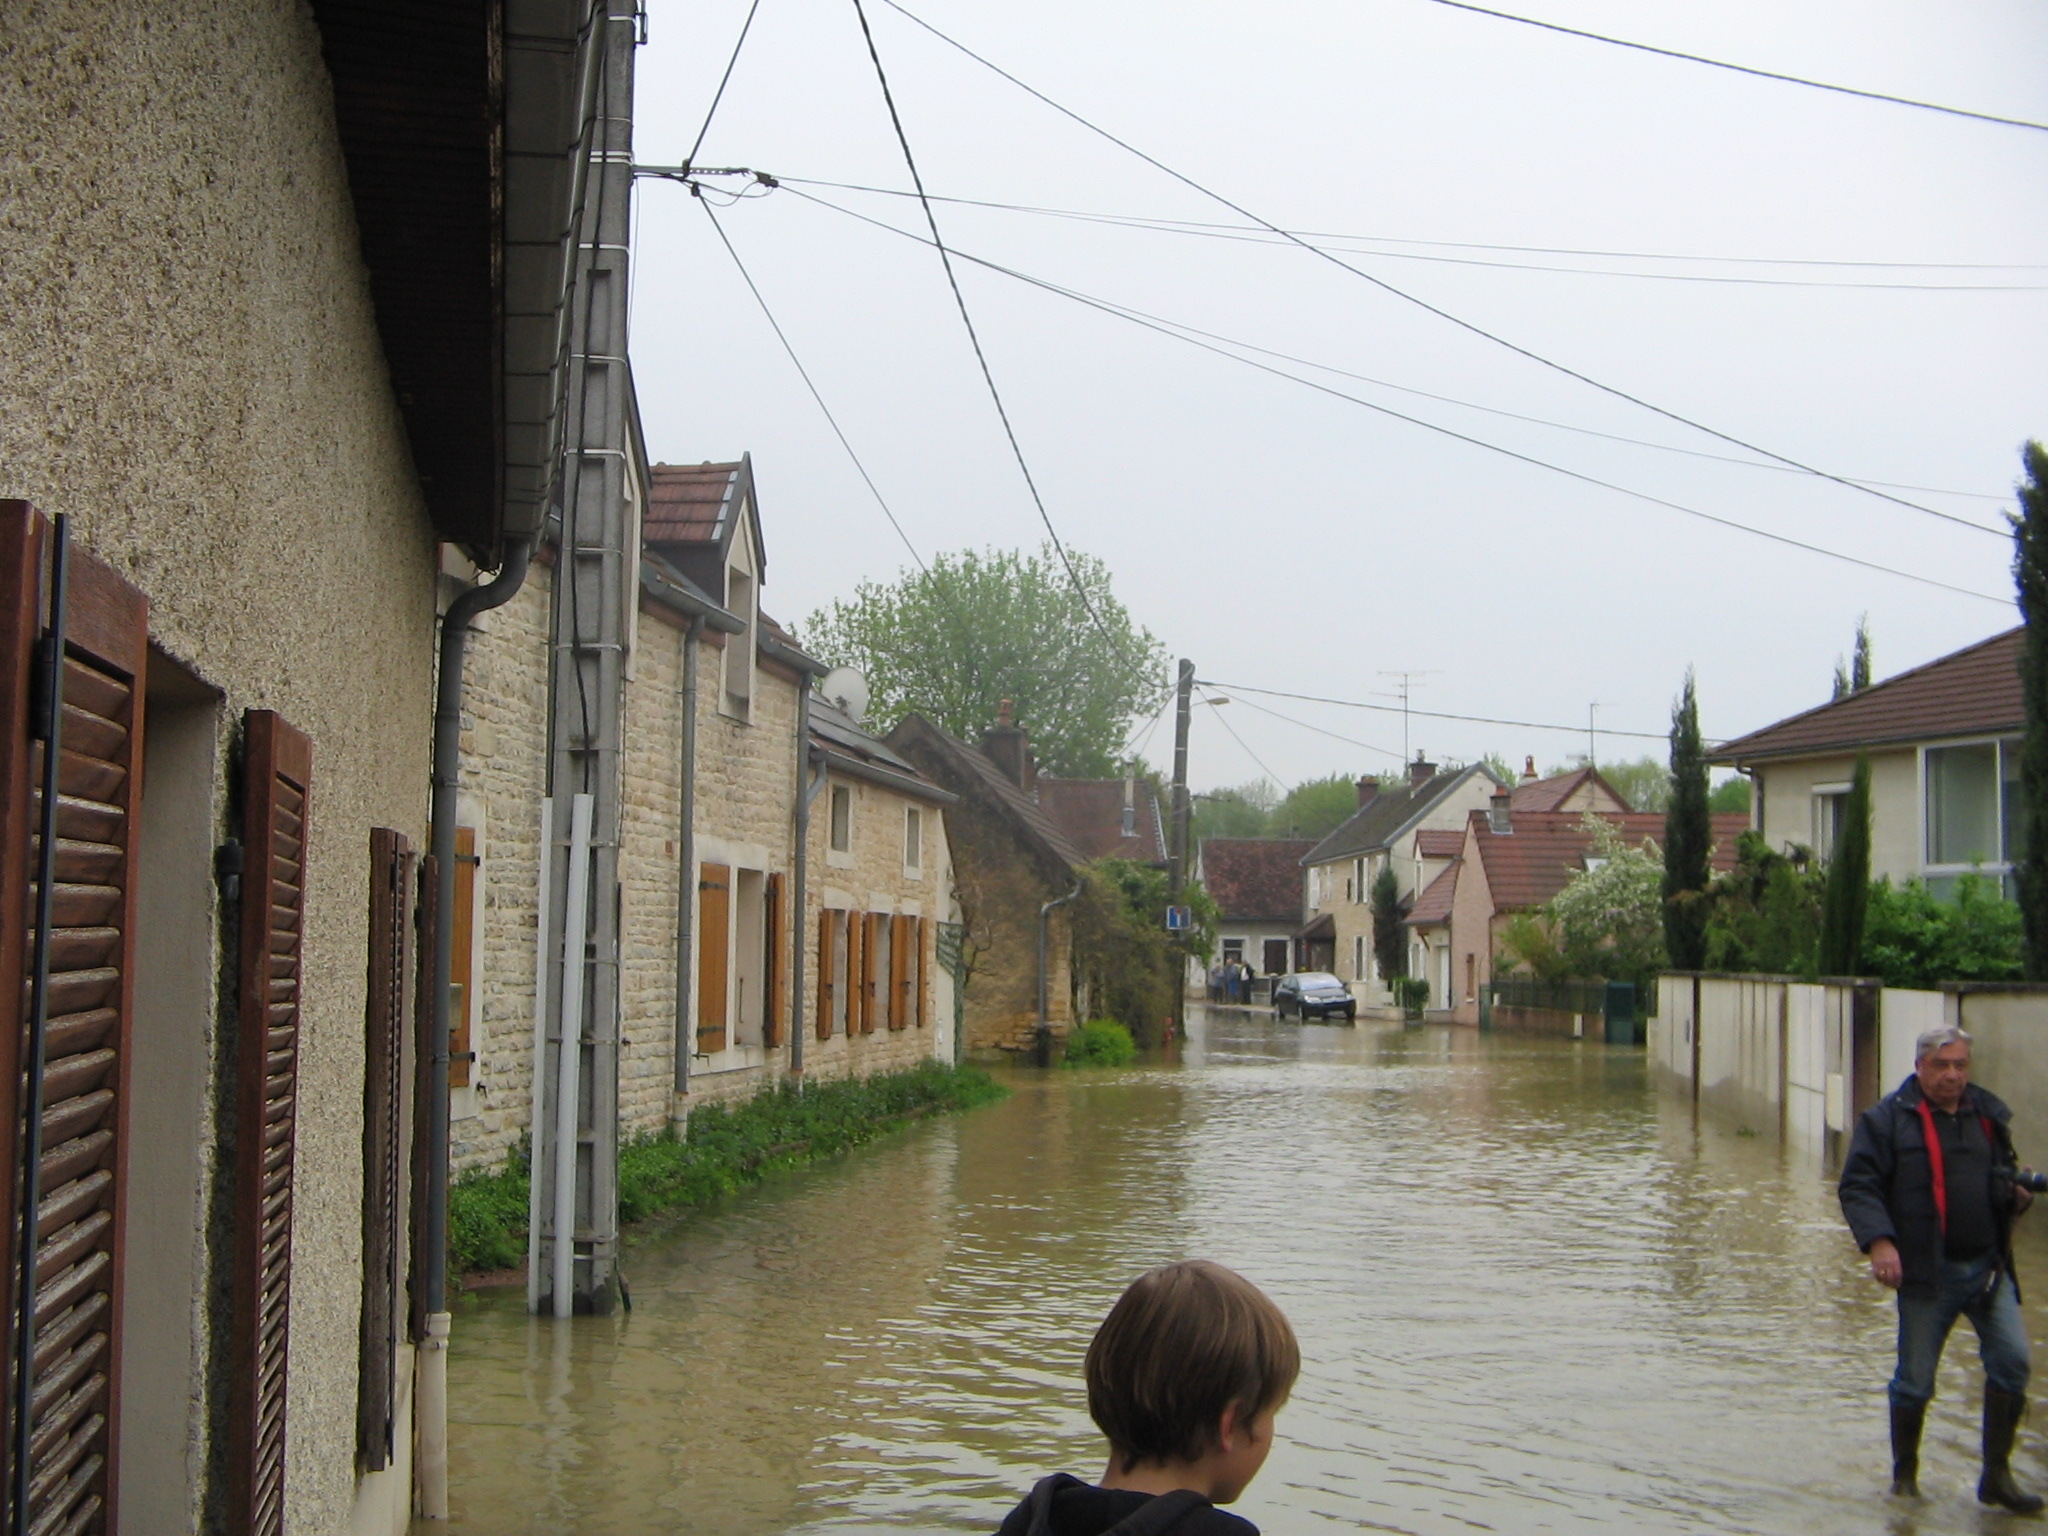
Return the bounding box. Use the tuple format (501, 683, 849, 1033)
(436, 1009, 2048, 1535)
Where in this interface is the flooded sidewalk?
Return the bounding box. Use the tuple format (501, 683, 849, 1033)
(433, 1009, 2048, 1535)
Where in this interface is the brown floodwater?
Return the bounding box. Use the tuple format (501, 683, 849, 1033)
(433, 1007, 2048, 1535)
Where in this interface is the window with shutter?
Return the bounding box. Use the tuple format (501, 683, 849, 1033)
(696, 864, 730, 1053)
(889, 915, 912, 1031)
(815, 909, 836, 1041)
(0, 506, 148, 1536)
(863, 914, 884, 1035)
(359, 830, 412, 1472)
(763, 873, 786, 1049)
(227, 709, 311, 1536)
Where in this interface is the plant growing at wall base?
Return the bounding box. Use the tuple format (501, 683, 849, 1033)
(1063, 1018, 1138, 1068)
(1370, 863, 1406, 984)
(1069, 857, 1216, 1046)
(1817, 753, 1873, 975)
(1391, 976, 1429, 1018)
(1662, 670, 1712, 971)
(2013, 441, 2048, 979)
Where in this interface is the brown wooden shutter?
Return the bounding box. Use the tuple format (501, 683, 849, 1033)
(359, 829, 412, 1471)
(0, 507, 147, 1536)
(696, 863, 730, 1053)
(815, 909, 836, 1041)
(863, 914, 883, 1034)
(914, 917, 929, 1029)
(449, 825, 477, 1088)
(763, 872, 786, 1049)
(845, 911, 864, 1036)
(228, 709, 311, 1536)
(889, 915, 912, 1031)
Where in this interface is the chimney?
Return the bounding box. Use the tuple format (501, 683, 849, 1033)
(980, 698, 1038, 792)
(1121, 771, 1137, 837)
(1356, 775, 1379, 809)
(1488, 789, 1513, 835)
(1522, 755, 1538, 783)
(1408, 753, 1437, 788)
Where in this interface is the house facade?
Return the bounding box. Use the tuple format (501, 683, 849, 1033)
(1195, 839, 1316, 980)
(1713, 627, 2023, 898)
(1297, 760, 1505, 1007)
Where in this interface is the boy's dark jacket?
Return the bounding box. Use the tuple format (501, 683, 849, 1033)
(1838, 1074, 2022, 1298)
(995, 1475, 1256, 1536)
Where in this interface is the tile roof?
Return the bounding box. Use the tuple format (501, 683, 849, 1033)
(1414, 829, 1466, 860)
(646, 461, 742, 545)
(1511, 766, 1631, 813)
(1301, 764, 1498, 865)
(809, 697, 955, 806)
(1199, 839, 1315, 922)
(884, 714, 1089, 875)
(1405, 860, 1459, 927)
(1468, 810, 1748, 911)
(1036, 778, 1169, 863)
(1714, 627, 2022, 765)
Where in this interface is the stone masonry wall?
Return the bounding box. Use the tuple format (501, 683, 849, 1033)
(946, 796, 1074, 1055)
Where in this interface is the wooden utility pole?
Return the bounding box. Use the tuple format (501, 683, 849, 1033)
(1169, 659, 1194, 1034)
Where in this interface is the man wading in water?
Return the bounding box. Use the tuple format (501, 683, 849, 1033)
(1840, 1025, 2042, 1510)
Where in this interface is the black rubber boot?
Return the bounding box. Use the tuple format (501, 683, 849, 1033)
(1979, 1388, 2046, 1514)
(1891, 1400, 1927, 1497)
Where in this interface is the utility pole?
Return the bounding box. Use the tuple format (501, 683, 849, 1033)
(532, 0, 637, 1318)
(1168, 659, 1194, 1034)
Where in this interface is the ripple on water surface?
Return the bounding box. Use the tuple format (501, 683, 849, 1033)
(436, 1011, 2048, 1535)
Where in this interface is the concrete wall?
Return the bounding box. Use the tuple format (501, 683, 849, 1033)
(1753, 748, 1919, 882)
(1944, 987, 2048, 1142)
(2, 3, 442, 1530)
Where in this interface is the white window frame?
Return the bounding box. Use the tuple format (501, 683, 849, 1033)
(1811, 780, 1852, 861)
(1920, 735, 2022, 892)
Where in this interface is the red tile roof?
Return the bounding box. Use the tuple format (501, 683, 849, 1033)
(1036, 778, 1167, 862)
(1199, 839, 1315, 922)
(646, 461, 743, 545)
(1469, 810, 1748, 912)
(1414, 828, 1465, 860)
(1715, 627, 2022, 765)
(1406, 860, 1458, 927)
(1510, 766, 1631, 813)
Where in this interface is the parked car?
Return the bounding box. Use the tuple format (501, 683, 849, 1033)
(1273, 972, 1356, 1022)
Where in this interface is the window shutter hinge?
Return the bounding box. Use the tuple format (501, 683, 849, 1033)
(215, 839, 245, 903)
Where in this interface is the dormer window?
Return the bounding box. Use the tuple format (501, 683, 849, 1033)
(722, 562, 756, 720)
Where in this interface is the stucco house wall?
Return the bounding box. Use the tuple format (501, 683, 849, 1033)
(1750, 748, 1919, 884)
(1444, 825, 1500, 1026)
(2, 2, 443, 1530)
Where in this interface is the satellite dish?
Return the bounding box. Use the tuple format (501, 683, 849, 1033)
(821, 666, 871, 724)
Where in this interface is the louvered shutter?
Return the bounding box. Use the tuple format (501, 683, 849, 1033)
(227, 710, 311, 1536)
(764, 872, 786, 1049)
(0, 507, 147, 1536)
(696, 864, 730, 1053)
(815, 910, 836, 1040)
(889, 915, 911, 1031)
(358, 830, 412, 1471)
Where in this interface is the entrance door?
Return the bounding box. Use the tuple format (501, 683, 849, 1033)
(1262, 938, 1288, 974)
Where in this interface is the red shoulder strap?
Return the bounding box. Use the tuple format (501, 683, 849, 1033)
(1917, 1099, 1948, 1235)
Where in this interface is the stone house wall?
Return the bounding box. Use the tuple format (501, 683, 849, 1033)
(944, 795, 1075, 1055)
(2, 3, 444, 1529)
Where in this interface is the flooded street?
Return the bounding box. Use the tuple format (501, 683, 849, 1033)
(437, 1008, 2048, 1535)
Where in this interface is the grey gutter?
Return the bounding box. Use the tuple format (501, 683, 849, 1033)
(640, 563, 745, 632)
(671, 614, 704, 1105)
(760, 630, 830, 678)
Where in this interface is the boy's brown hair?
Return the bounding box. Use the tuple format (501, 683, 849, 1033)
(1084, 1260, 1300, 1471)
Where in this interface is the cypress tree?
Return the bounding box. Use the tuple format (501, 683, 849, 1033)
(2013, 441, 2048, 978)
(1818, 753, 1872, 976)
(1371, 863, 1406, 983)
(1662, 669, 1711, 970)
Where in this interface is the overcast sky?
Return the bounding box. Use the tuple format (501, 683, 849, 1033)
(625, 0, 2048, 793)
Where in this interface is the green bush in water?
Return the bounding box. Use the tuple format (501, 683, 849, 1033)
(1062, 1018, 1138, 1068)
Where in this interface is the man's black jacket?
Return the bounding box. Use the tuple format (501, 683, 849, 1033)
(1838, 1074, 2022, 1298)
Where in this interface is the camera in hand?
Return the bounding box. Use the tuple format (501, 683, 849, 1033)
(2016, 1168, 2048, 1194)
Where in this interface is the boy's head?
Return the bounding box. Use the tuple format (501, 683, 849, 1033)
(1085, 1260, 1299, 1475)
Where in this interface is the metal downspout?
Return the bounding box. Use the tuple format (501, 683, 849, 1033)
(1036, 878, 1084, 1067)
(420, 537, 532, 1517)
(672, 614, 703, 1107)
(791, 691, 827, 1077)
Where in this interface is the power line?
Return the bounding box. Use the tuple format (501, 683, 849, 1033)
(1202, 695, 1290, 787)
(1416, 0, 2048, 135)
(778, 184, 2012, 602)
(870, 0, 1998, 535)
(773, 177, 2048, 292)
(685, 0, 764, 170)
(1200, 678, 1676, 742)
(845, 0, 1144, 681)
(697, 199, 931, 572)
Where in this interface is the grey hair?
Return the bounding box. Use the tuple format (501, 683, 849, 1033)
(1915, 1025, 1972, 1061)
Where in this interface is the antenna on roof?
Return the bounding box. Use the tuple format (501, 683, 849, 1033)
(821, 666, 870, 724)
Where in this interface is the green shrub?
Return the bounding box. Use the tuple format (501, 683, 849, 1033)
(446, 1061, 1007, 1273)
(1062, 1018, 1137, 1068)
(1861, 873, 2023, 988)
(1391, 977, 1430, 1014)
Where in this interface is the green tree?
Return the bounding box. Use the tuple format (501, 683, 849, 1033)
(1597, 755, 1672, 813)
(1701, 832, 1822, 976)
(1070, 858, 1217, 1045)
(1191, 780, 1278, 842)
(1662, 672, 1711, 969)
(1370, 863, 1406, 982)
(1547, 816, 1667, 989)
(1818, 754, 1873, 976)
(1708, 776, 1751, 814)
(2012, 441, 2048, 978)
(1832, 614, 1873, 701)
(1267, 774, 1366, 840)
(802, 544, 1168, 777)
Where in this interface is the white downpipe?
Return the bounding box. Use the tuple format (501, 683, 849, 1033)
(525, 798, 555, 1314)
(416, 1311, 452, 1518)
(552, 793, 595, 1319)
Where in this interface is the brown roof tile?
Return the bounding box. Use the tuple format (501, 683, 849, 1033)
(1414, 829, 1466, 860)
(1715, 627, 2022, 765)
(646, 461, 743, 545)
(1470, 810, 1748, 911)
(884, 715, 1089, 875)
(1406, 860, 1459, 927)
(1036, 778, 1168, 862)
(1199, 839, 1315, 921)
(1511, 766, 1631, 813)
